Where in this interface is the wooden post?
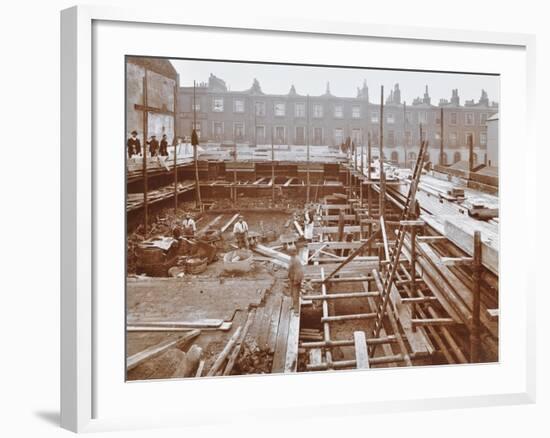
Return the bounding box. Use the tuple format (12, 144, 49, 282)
(192, 80, 202, 211)
(410, 225, 417, 331)
(403, 102, 407, 169)
(271, 126, 275, 204)
(173, 84, 178, 214)
(379, 85, 385, 217)
(367, 132, 373, 255)
(470, 231, 482, 362)
(468, 133, 474, 172)
(142, 73, 149, 236)
(306, 94, 310, 204)
(439, 107, 444, 166)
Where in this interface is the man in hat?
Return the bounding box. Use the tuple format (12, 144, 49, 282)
(159, 134, 169, 156)
(127, 130, 141, 158)
(232, 214, 249, 249)
(147, 135, 159, 157)
(287, 246, 304, 314)
(181, 213, 196, 239)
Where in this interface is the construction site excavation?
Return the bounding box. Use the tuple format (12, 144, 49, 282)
(125, 57, 499, 380)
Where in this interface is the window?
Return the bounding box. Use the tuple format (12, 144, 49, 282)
(391, 151, 399, 162)
(313, 127, 323, 145)
(334, 128, 344, 145)
(352, 105, 361, 119)
(274, 103, 286, 117)
(255, 101, 265, 116)
(450, 112, 457, 125)
(275, 126, 285, 144)
(441, 152, 448, 165)
(234, 122, 245, 140)
(191, 101, 201, 112)
(212, 97, 224, 112)
(453, 151, 461, 163)
(408, 151, 417, 161)
(388, 130, 395, 145)
(450, 132, 457, 147)
(255, 125, 265, 143)
(405, 111, 412, 124)
(371, 111, 379, 123)
(295, 103, 306, 118)
(313, 104, 323, 118)
(295, 126, 306, 145)
(334, 104, 343, 118)
(465, 112, 474, 125)
(387, 113, 395, 124)
(418, 111, 427, 124)
(481, 113, 488, 125)
(480, 132, 487, 146)
(465, 132, 474, 146)
(213, 121, 224, 139)
(233, 99, 245, 113)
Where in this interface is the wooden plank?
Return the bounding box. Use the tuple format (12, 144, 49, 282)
(254, 244, 291, 264)
(294, 221, 304, 237)
(257, 298, 275, 350)
(271, 297, 292, 373)
(127, 322, 232, 332)
(372, 270, 431, 355)
(126, 329, 200, 371)
(220, 213, 239, 233)
(127, 319, 224, 329)
(411, 318, 456, 327)
(309, 348, 322, 365)
(284, 302, 301, 373)
(223, 310, 256, 376)
(266, 296, 283, 353)
(443, 218, 499, 275)
(195, 360, 205, 377)
(353, 331, 370, 369)
(206, 326, 242, 376)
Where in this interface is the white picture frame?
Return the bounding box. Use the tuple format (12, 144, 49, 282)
(60, 5, 536, 433)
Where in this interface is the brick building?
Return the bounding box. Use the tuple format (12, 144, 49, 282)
(177, 73, 498, 166)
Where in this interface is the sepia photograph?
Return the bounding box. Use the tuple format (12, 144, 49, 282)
(125, 56, 499, 381)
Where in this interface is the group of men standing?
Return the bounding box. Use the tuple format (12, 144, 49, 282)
(126, 130, 181, 159)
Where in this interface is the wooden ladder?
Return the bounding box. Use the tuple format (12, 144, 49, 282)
(369, 140, 428, 357)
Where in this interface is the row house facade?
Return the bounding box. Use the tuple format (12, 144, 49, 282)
(177, 74, 498, 165)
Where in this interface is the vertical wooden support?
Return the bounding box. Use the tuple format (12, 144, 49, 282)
(379, 86, 385, 218)
(173, 84, 178, 214)
(403, 102, 407, 168)
(306, 94, 310, 204)
(142, 73, 149, 237)
(468, 133, 474, 172)
(271, 132, 275, 204)
(410, 225, 417, 331)
(367, 132, 373, 255)
(192, 80, 202, 211)
(470, 231, 482, 362)
(439, 107, 444, 166)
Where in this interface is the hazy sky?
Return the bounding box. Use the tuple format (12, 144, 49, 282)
(171, 59, 499, 105)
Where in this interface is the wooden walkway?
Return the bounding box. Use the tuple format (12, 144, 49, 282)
(244, 288, 301, 374)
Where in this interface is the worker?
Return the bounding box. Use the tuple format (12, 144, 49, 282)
(232, 215, 249, 249)
(127, 130, 141, 158)
(159, 134, 169, 156)
(303, 205, 314, 241)
(287, 247, 304, 314)
(147, 135, 159, 157)
(182, 213, 196, 238)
